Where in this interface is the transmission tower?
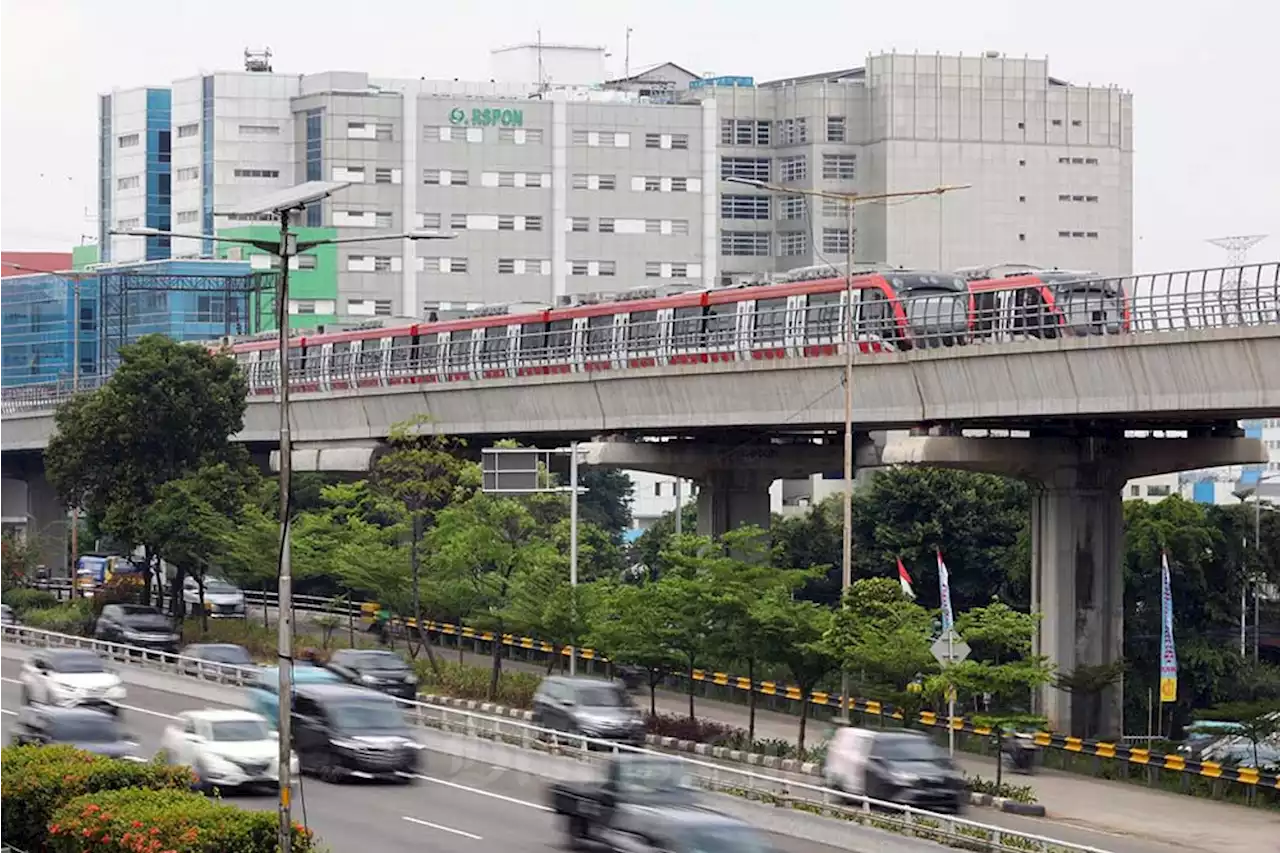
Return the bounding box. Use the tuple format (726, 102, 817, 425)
(1207, 234, 1268, 266)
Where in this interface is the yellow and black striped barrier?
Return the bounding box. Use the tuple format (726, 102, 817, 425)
(363, 605, 1280, 790)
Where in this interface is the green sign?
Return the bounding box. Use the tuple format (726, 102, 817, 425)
(449, 106, 524, 128)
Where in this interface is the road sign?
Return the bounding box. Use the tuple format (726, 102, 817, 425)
(931, 629, 971, 666)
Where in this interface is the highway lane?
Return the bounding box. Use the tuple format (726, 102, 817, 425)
(0, 663, 871, 853)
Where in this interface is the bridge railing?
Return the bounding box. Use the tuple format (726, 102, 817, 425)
(5, 262, 1277, 416)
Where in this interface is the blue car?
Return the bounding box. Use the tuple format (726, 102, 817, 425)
(247, 663, 343, 727)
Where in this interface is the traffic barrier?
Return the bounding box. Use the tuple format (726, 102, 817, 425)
(28, 580, 1280, 790)
(0, 624, 1108, 853)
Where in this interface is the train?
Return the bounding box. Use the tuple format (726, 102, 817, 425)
(218, 264, 1132, 395)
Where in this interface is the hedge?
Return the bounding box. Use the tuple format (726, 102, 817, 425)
(0, 745, 193, 851)
(21, 599, 97, 634)
(2, 587, 59, 614)
(414, 659, 541, 708)
(47, 788, 316, 853)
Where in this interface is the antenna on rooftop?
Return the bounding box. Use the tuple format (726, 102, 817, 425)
(244, 47, 273, 73)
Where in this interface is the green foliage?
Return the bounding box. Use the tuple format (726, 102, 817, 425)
(630, 503, 698, 577)
(1197, 701, 1280, 769)
(22, 598, 96, 634)
(0, 744, 194, 851)
(2, 586, 59, 614)
(413, 659, 542, 708)
(2, 532, 37, 589)
(827, 577, 935, 692)
(589, 582, 684, 715)
(577, 467, 635, 538)
(44, 335, 249, 557)
(965, 775, 1038, 804)
(752, 589, 837, 748)
(48, 787, 316, 853)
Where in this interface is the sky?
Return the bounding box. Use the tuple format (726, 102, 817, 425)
(2, 0, 1277, 272)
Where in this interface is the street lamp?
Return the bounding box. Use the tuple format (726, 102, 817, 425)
(724, 176, 970, 722)
(117, 180, 454, 853)
(1, 259, 95, 573)
(1233, 470, 1280, 662)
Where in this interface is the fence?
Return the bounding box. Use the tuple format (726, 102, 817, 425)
(0, 623, 1116, 853)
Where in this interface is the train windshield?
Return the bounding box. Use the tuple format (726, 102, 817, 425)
(1046, 274, 1125, 335)
(902, 289, 969, 339)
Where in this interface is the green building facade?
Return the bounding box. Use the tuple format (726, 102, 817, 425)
(217, 225, 339, 330)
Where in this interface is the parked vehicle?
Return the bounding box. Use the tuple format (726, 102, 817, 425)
(323, 648, 418, 699)
(179, 643, 256, 678)
(532, 676, 646, 746)
(246, 663, 343, 726)
(93, 603, 180, 653)
(291, 683, 423, 782)
(182, 576, 247, 619)
(10, 705, 142, 760)
(823, 727, 967, 813)
(158, 709, 298, 791)
(19, 649, 125, 714)
(1, 603, 16, 625)
(549, 754, 776, 851)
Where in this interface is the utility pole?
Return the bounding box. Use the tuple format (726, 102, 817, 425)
(274, 208, 296, 853)
(568, 441, 579, 676)
(839, 199, 855, 723)
(624, 27, 633, 79)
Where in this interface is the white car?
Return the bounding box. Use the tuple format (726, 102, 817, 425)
(182, 577, 247, 619)
(20, 649, 126, 714)
(159, 709, 298, 790)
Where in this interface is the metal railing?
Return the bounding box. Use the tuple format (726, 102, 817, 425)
(5, 262, 1277, 416)
(0, 623, 1109, 853)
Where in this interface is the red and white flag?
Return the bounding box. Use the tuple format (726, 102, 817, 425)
(897, 557, 916, 600)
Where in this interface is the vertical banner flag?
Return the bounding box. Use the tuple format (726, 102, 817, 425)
(1159, 550, 1178, 703)
(936, 549, 955, 632)
(897, 557, 916, 600)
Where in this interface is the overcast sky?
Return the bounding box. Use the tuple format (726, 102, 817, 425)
(2, 0, 1277, 271)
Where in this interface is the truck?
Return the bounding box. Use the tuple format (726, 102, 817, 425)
(547, 754, 777, 852)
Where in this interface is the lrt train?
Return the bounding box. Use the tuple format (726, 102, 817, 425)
(220, 264, 1130, 394)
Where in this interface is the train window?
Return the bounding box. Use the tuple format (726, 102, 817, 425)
(287, 347, 303, 379)
(331, 342, 353, 375)
(672, 306, 703, 348)
(706, 304, 736, 347)
(419, 333, 441, 370)
(447, 330, 474, 369)
(356, 341, 382, 375)
(805, 293, 842, 339)
(752, 297, 787, 344)
(303, 346, 323, 380)
(481, 326, 510, 363)
(585, 315, 614, 357)
(259, 350, 279, 386)
(389, 335, 414, 374)
(546, 320, 573, 359)
(973, 292, 998, 333)
(517, 323, 546, 362)
(626, 311, 659, 351)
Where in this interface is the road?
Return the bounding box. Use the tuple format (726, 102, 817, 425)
(0, 653, 925, 853)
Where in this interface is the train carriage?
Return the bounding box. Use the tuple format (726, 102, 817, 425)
(965, 266, 1131, 339)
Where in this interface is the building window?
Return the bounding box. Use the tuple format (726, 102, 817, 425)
(450, 213, 468, 231)
(177, 123, 199, 138)
(498, 215, 515, 231)
(117, 217, 140, 229)
(598, 218, 615, 233)
(176, 210, 199, 224)
(116, 175, 140, 191)
(571, 173, 616, 190)
(721, 194, 770, 220)
(374, 167, 395, 184)
(720, 119, 770, 146)
(779, 156, 807, 182)
(497, 259, 516, 274)
(779, 231, 807, 256)
(822, 154, 856, 181)
(569, 260, 616, 276)
(776, 117, 808, 145)
(822, 228, 851, 254)
(644, 176, 662, 192)
(780, 196, 807, 220)
(118, 133, 139, 148)
(375, 211, 392, 228)
(419, 212, 441, 229)
(569, 217, 589, 232)
(821, 198, 849, 218)
(374, 257, 392, 272)
(423, 169, 468, 186)
(497, 127, 543, 144)
(720, 157, 770, 181)
(572, 130, 630, 147)
(176, 167, 199, 182)
(825, 116, 846, 143)
(295, 301, 317, 315)
(1086, 195, 1099, 202)
(525, 215, 543, 232)
(721, 231, 770, 256)
(238, 124, 279, 136)
(644, 132, 690, 149)
(297, 254, 318, 270)
(233, 168, 280, 179)
(1051, 119, 1063, 127)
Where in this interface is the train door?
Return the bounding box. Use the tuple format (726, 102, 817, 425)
(388, 334, 416, 385)
(444, 329, 475, 382)
(545, 319, 574, 374)
(655, 307, 675, 365)
(1012, 286, 1057, 338)
(580, 314, 616, 372)
(669, 305, 704, 364)
(704, 302, 737, 362)
(624, 309, 661, 368)
(748, 295, 789, 360)
(801, 291, 843, 357)
(478, 324, 511, 379)
(329, 341, 354, 391)
(418, 332, 443, 383)
(257, 349, 279, 395)
(354, 339, 385, 388)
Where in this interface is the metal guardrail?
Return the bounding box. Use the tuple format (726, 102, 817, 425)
(5, 262, 1278, 416)
(0, 623, 1109, 853)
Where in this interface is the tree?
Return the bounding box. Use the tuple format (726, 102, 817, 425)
(576, 468, 635, 539)
(754, 590, 838, 749)
(138, 462, 258, 629)
(372, 416, 474, 672)
(506, 561, 601, 673)
(826, 577, 935, 695)
(428, 492, 557, 700)
(44, 335, 248, 599)
(2, 533, 36, 590)
(589, 582, 682, 715)
(629, 504, 698, 579)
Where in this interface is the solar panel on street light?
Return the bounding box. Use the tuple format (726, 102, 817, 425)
(216, 180, 352, 217)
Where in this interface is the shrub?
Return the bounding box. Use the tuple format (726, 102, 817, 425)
(965, 774, 1038, 804)
(90, 574, 146, 614)
(180, 617, 276, 658)
(645, 712, 743, 745)
(414, 659, 541, 708)
(22, 598, 97, 635)
(48, 788, 316, 853)
(3, 587, 59, 614)
(0, 745, 194, 851)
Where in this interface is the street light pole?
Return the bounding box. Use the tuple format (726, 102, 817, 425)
(274, 208, 296, 853)
(569, 441, 580, 676)
(839, 198, 855, 723)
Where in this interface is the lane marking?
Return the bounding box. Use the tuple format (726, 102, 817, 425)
(1, 708, 16, 716)
(1, 677, 180, 721)
(401, 815, 483, 840)
(400, 772, 552, 812)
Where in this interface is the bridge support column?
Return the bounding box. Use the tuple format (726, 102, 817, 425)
(882, 433, 1267, 738)
(695, 468, 774, 539)
(1, 469, 69, 576)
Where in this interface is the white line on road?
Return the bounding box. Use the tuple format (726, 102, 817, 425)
(401, 815, 483, 840)
(400, 772, 553, 812)
(1, 708, 15, 716)
(1, 677, 179, 721)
